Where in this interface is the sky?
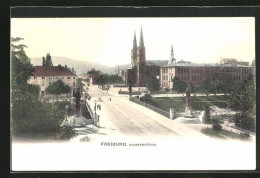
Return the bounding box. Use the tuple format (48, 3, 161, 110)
(11, 17, 255, 67)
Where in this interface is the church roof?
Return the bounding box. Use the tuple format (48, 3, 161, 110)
(32, 66, 77, 76)
(145, 60, 168, 67)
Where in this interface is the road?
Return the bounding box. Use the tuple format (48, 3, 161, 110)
(86, 84, 177, 138)
(83, 83, 211, 140)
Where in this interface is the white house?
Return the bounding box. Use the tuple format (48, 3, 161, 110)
(28, 65, 77, 97)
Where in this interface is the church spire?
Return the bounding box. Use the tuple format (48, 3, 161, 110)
(133, 30, 137, 50)
(139, 26, 144, 48)
(168, 45, 176, 65)
(171, 45, 174, 57)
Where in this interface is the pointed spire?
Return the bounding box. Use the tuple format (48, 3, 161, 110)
(133, 30, 137, 50)
(139, 26, 144, 48)
(171, 45, 173, 54)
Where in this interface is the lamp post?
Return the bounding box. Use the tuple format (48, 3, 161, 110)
(64, 104, 69, 125)
(94, 101, 97, 115)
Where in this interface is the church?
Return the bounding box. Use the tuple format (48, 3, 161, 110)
(125, 27, 168, 87)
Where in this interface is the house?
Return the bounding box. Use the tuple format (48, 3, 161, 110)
(28, 65, 77, 97)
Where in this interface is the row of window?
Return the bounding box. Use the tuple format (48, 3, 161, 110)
(41, 82, 76, 87)
(32, 76, 76, 80)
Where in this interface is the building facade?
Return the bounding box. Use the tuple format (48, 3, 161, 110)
(28, 65, 77, 96)
(126, 28, 167, 87)
(161, 60, 253, 90)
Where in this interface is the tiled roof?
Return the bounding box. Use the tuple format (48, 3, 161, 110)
(32, 66, 77, 77)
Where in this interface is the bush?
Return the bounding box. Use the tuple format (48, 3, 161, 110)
(239, 132, 250, 140)
(235, 113, 255, 132)
(55, 125, 77, 140)
(212, 117, 222, 131)
(140, 94, 152, 103)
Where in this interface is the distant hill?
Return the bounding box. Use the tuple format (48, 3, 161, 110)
(30, 56, 167, 75)
(30, 56, 130, 75)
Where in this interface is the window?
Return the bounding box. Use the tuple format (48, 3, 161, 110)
(67, 77, 71, 79)
(73, 77, 75, 79)
(55, 77, 58, 79)
(61, 77, 64, 79)
(42, 83, 44, 86)
(73, 82, 75, 87)
(49, 77, 52, 79)
(42, 77, 45, 79)
(34, 77, 37, 79)
(49, 82, 52, 85)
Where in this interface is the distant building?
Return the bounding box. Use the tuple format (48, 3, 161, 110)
(87, 68, 101, 85)
(161, 56, 253, 90)
(220, 57, 249, 66)
(126, 27, 167, 87)
(28, 65, 77, 96)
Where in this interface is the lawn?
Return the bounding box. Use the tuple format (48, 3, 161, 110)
(201, 128, 246, 140)
(151, 95, 230, 112)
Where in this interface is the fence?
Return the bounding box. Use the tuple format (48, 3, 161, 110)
(118, 91, 142, 95)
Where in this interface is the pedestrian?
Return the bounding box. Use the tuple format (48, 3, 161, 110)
(97, 115, 100, 121)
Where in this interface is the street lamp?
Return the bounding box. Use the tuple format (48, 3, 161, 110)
(94, 101, 97, 115)
(64, 104, 69, 125)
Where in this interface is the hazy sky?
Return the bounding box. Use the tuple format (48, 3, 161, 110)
(11, 18, 255, 67)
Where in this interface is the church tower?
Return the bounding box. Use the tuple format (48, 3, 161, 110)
(131, 30, 138, 66)
(136, 26, 146, 86)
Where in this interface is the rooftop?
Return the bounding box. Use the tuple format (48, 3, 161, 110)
(162, 62, 252, 68)
(32, 66, 77, 77)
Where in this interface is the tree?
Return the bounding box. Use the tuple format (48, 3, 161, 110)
(199, 81, 211, 98)
(46, 79, 71, 101)
(172, 77, 186, 96)
(203, 106, 211, 124)
(215, 77, 238, 96)
(147, 80, 160, 93)
(45, 53, 53, 66)
(11, 37, 76, 139)
(229, 74, 255, 131)
(42, 56, 46, 66)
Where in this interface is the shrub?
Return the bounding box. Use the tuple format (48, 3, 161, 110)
(203, 106, 211, 124)
(239, 132, 250, 140)
(55, 125, 77, 140)
(140, 94, 152, 103)
(212, 117, 222, 131)
(235, 113, 255, 132)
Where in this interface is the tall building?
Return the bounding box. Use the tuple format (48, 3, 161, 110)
(126, 27, 167, 87)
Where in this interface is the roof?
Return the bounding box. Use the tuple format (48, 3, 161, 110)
(162, 62, 252, 68)
(145, 60, 168, 67)
(32, 66, 77, 77)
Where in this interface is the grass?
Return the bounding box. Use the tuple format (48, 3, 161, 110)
(151, 95, 230, 112)
(201, 127, 242, 140)
(201, 128, 227, 139)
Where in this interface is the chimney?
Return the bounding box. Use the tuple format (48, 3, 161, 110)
(58, 64, 61, 69)
(65, 65, 67, 69)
